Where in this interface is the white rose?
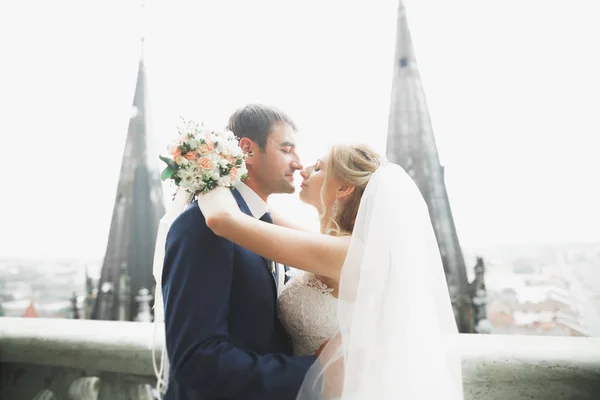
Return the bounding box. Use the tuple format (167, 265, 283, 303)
(212, 172, 220, 180)
(225, 141, 235, 152)
(210, 153, 221, 164)
(216, 141, 228, 154)
(179, 174, 195, 190)
(209, 133, 218, 143)
(218, 158, 229, 167)
(217, 176, 232, 187)
(176, 167, 191, 179)
(230, 146, 243, 158)
(189, 164, 202, 175)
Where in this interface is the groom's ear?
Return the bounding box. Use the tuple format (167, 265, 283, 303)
(338, 184, 355, 199)
(239, 137, 256, 162)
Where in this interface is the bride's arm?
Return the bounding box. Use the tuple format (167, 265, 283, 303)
(199, 187, 348, 280)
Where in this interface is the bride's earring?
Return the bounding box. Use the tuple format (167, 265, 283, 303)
(332, 198, 340, 220)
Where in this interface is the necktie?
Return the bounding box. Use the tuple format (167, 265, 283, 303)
(260, 212, 273, 224)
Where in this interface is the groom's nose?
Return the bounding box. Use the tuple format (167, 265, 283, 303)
(290, 159, 303, 171)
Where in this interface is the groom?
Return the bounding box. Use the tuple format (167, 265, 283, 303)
(161, 104, 317, 400)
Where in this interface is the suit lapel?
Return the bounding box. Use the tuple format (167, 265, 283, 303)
(232, 189, 278, 297)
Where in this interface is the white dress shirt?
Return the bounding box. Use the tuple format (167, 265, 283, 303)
(234, 181, 285, 296)
(234, 181, 269, 220)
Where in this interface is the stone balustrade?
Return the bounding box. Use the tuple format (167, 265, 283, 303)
(1, 317, 600, 399)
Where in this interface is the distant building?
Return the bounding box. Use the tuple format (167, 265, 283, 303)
(22, 300, 39, 318)
(487, 279, 588, 337)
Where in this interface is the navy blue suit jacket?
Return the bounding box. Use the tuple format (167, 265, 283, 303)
(162, 189, 316, 400)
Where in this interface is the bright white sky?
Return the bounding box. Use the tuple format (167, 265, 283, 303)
(0, 0, 598, 260)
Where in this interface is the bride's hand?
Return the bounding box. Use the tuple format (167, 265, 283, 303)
(197, 187, 240, 234)
(317, 333, 344, 398)
(315, 340, 329, 356)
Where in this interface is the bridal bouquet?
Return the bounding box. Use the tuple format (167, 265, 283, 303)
(159, 118, 248, 194)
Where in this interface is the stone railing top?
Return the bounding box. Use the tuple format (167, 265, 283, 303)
(0, 317, 162, 376)
(1, 317, 600, 399)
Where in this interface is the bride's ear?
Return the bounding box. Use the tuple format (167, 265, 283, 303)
(337, 184, 355, 199)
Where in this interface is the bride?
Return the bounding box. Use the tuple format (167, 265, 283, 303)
(196, 143, 464, 399)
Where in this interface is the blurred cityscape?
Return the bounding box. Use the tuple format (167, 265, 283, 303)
(2, 241, 599, 337)
(465, 242, 600, 337)
(0, 257, 98, 320)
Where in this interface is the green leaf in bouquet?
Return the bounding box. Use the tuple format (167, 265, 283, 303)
(159, 155, 177, 170)
(236, 159, 243, 166)
(161, 166, 174, 181)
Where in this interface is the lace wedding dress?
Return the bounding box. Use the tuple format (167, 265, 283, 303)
(277, 270, 339, 356)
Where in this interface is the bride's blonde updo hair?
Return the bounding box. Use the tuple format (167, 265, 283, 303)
(321, 144, 385, 236)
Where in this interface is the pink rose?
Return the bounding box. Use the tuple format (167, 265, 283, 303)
(197, 143, 215, 154)
(198, 157, 213, 169)
(168, 142, 181, 158)
(229, 167, 238, 180)
(184, 151, 198, 160)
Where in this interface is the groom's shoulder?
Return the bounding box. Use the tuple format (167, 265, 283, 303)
(169, 200, 208, 235)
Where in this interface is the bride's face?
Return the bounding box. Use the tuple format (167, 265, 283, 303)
(299, 157, 338, 212)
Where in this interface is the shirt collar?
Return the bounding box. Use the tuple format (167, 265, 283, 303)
(234, 181, 269, 219)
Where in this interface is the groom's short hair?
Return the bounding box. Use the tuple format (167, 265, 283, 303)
(227, 104, 297, 150)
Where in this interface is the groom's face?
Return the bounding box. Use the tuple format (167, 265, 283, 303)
(252, 122, 303, 195)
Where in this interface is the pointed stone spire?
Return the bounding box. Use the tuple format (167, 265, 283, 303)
(91, 38, 165, 321)
(385, 0, 474, 332)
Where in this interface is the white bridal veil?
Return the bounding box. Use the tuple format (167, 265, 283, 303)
(297, 163, 464, 399)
